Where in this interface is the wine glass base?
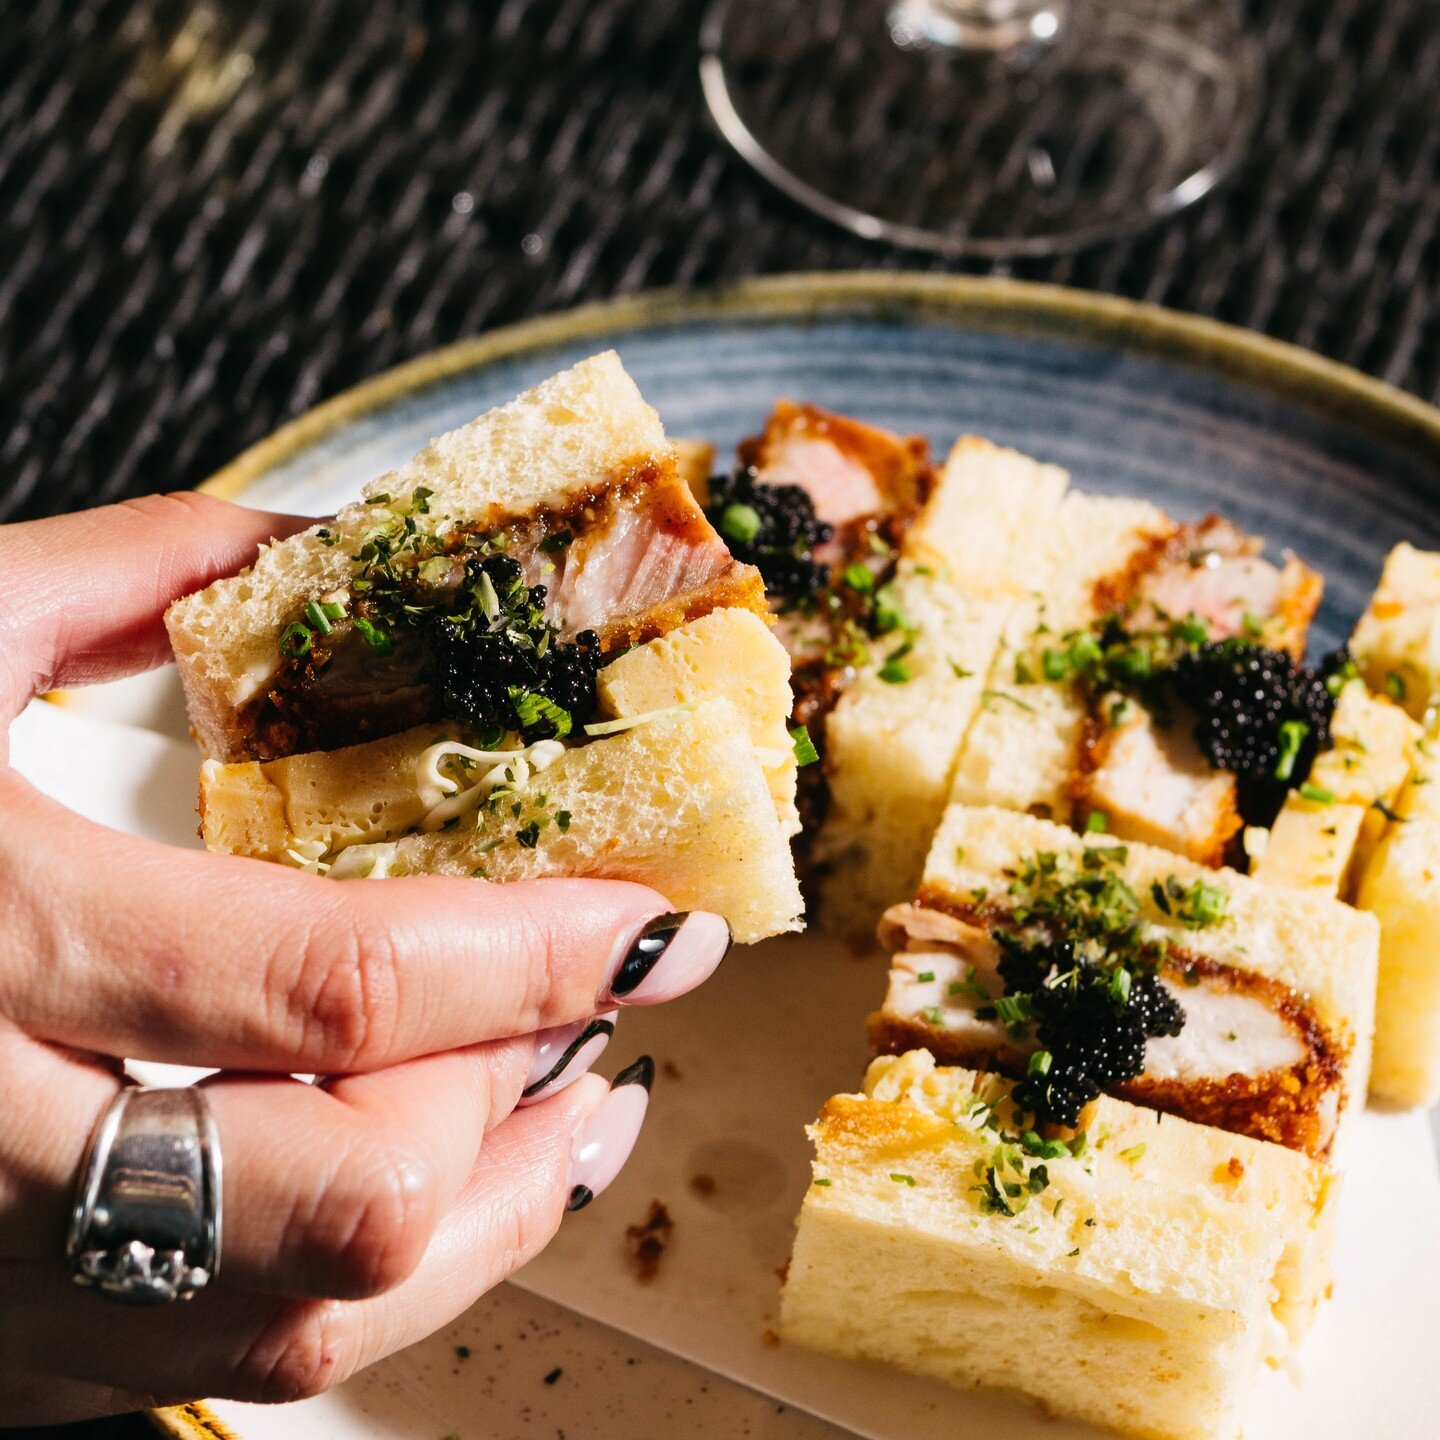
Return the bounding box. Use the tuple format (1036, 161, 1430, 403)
(701, 0, 1261, 258)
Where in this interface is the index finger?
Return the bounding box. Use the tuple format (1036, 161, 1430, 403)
(1, 771, 729, 1073)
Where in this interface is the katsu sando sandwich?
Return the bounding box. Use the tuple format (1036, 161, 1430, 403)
(949, 497, 1326, 867)
(696, 401, 936, 754)
(696, 405, 1074, 937)
(872, 805, 1377, 1158)
(781, 1051, 1337, 1440)
(167, 354, 804, 942)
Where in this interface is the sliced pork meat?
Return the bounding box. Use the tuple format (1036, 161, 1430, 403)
(525, 467, 763, 647)
(869, 902, 1343, 1157)
(1119, 517, 1322, 658)
(1078, 701, 1241, 865)
(742, 400, 932, 557)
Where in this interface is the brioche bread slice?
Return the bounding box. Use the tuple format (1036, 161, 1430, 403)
(208, 701, 801, 944)
(781, 1051, 1337, 1440)
(166, 353, 764, 762)
(874, 805, 1377, 1156)
(1350, 542, 1440, 719)
(1252, 680, 1419, 896)
(1354, 720, 1440, 1104)
(812, 569, 1007, 945)
(947, 492, 1172, 820)
(811, 438, 1071, 942)
(899, 434, 1069, 593)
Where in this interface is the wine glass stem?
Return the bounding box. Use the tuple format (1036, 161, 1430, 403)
(890, 0, 1067, 52)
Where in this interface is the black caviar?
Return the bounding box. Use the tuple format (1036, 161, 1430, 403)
(998, 935, 1185, 1129)
(426, 553, 602, 742)
(1170, 642, 1347, 824)
(703, 469, 832, 600)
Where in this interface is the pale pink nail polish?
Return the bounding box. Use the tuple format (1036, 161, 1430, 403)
(566, 1056, 653, 1211)
(605, 912, 731, 1005)
(519, 1012, 617, 1107)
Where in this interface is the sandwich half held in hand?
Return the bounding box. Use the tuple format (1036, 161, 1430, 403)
(168, 353, 804, 943)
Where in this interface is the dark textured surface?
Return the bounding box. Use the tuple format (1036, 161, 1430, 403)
(2, 0, 1439, 523)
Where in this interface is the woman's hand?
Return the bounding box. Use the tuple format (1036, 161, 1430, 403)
(0, 494, 730, 1424)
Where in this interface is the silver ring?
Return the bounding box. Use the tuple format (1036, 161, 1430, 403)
(65, 1086, 222, 1305)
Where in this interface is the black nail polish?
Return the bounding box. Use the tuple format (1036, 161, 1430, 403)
(566, 1184, 595, 1212)
(521, 1017, 617, 1099)
(611, 1054, 655, 1093)
(609, 913, 688, 997)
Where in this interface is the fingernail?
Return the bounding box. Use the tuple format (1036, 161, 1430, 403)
(605, 912, 732, 1005)
(565, 1056, 654, 1212)
(519, 1012, 617, 1107)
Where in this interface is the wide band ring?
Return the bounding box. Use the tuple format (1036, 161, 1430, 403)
(65, 1086, 222, 1305)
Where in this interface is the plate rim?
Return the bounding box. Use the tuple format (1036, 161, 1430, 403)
(155, 271, 1437, 1440)
(198, 271, 1440, 506)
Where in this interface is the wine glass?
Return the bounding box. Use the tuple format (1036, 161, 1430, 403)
(700, 0, 1262, 258)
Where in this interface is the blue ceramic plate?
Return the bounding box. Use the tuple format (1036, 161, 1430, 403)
(212, 273, 1440, 656)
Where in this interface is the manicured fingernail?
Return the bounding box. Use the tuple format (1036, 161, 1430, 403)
(521, 1008, 616, 1105)
(565, 1056, 654, 1212)
(519, 1012, 617, 1107)
(606, 912, 732, 1005)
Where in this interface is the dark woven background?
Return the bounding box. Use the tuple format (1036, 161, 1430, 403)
(3, 0, 1440, 525)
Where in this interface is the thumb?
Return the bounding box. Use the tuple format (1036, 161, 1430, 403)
(0, 492, 311, 716)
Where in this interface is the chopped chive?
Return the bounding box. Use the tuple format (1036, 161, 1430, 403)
(789, 724, 820, 767)
(878, 658, 912, 684)
(812, 1178, 833, 1187)
(1299, 782, 1336, 804)
(353, 616, 393, 655)
(1119, 1143, 1147, 1164)
(889, 1172, 917, 1186)
(842, 562, 874, 594)
(719, 503, 762, 545)
(916, 970, 935, 983)
(1085, 810, 1108, 834)
(1386, 670, 1408, 702)
(1041, 647, 1072, 681)
(994, 994, 1033, 1027)
(320, 599, 346, 622)
(279, 621, 313, 659)
(1274, 719, 1309, 781)
(303, 600, 333, 635)
(981, 689, 1036, 713)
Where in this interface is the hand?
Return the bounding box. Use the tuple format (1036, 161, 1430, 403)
(0, 494, 730, 1424)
